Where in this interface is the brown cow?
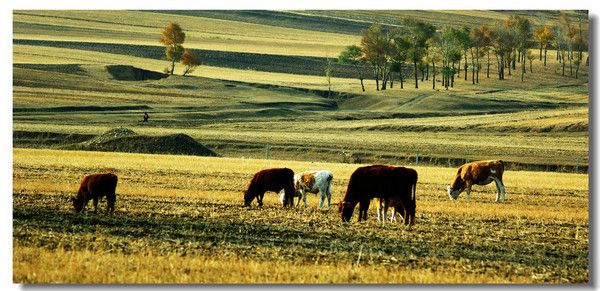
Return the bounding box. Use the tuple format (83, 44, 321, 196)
(339, 165, 417, 225)
(447, 160, 506, 203)
(72, 173, 118, 214)
(244, 168, 295, 207)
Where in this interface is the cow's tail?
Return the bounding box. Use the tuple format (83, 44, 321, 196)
(412, 174, 418, 202)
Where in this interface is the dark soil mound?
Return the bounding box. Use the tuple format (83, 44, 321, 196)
(77, 128, 219, 157)
(105, 65, 168, 81)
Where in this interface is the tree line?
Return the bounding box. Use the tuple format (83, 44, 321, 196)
(338, 12, 588, 92)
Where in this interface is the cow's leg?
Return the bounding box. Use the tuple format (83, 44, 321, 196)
(93, 197, 99, 213)
(491, 177, 506, 204)
(107, 193, 116, 214)
(465, 183, 472, 202)
(498, 179, 506, 204)
(257, 192, 264, 207)
(382, 199, 390, 223)
(318, 190, 326, 209)
(359, 199, 370, 221)
(493, 178, 502, 203)
(302, 190, 308, 208)
(377, 199, 382, 222)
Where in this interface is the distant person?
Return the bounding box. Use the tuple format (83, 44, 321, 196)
(142, 112, 149, 122)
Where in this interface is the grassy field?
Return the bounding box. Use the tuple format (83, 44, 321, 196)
(12, 9, 590, 284)
(13, 148, 589, 283)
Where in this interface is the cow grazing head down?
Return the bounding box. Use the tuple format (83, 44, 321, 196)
(71, 197, 85, 213)
(243, 168, 295, 207)
(338, 201, 355, 222)
(447, 184, 463, 200)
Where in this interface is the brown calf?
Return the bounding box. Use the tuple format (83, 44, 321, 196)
(244, 168, 295, 207)
(72, 173, 118, 214)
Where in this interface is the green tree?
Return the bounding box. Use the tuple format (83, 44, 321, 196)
(338, 45, 367, 92)
(160, 22, 186, 75)
(403, 19, 436, 89)
(454, 26, 471, 81)
(391, 35, 411, 89)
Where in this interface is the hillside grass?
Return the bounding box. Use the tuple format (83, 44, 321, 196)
(13, 148, 588, 284)
(12, 62, 588, 168)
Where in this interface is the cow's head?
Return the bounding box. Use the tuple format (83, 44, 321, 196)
(243, 190, 253, 206)
(71, 197, 84, 213)
(446, 185, 463, 200)
(338, 201, 355, 222)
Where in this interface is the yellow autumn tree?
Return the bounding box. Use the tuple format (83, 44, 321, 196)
(180, 49, 202, 76)
(159, 22, 186, 75)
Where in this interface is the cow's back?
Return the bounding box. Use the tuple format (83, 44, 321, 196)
(346, 165, 400, 200)
(250, 167, 294, 192)
(83, 173, 118, 194)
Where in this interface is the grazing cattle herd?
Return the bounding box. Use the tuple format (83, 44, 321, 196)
(71, 160, 507, 225)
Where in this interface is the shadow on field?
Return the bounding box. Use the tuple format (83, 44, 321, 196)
(13, 192, 588, 283)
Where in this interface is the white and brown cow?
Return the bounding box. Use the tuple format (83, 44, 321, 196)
(447, 160, 506, 203)
(285, 170, 333, 209)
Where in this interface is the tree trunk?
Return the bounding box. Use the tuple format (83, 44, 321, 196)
(390, 71, 394, 89)
(464, 51, 468, 81)
(487, 51, 490, 78)
(471, 48, 477, 84)
(414, 60, 419, 89)
(360, 77, 365, 92)
(562, 51, 566, 76)
(539, 42, 543, 61)
(399, 63, 404, 89)
(544, 47, 547, 66)
(569, 49, 573, 77)
(426, 63, 429, 81)
(476, 48, 480, 84)
(432, 61, 436, 90)
(451, 62, 455, 88)
(529, 59, 533, 73)
(521, 49, 525, 82)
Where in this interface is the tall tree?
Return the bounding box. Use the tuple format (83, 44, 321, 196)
(325, 57, 332, 97)
(180, 49, 202, 76)
(526, 49, 535, 73)
(403, 19, 436, 89)
(509, 15, 532, 82)
(160, 22, 186, 75)
(391, 35, 411, 89)
(440, 27, 461, 89)
(534, 26, 554, 66)
(339, 45, 367, 92)
(361, 23, 388, 91)
(426, 33, 442, 90)
(454, 26, 472, 81)
(472, 25, 493, 82)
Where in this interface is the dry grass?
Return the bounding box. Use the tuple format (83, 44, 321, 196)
(13, 149, 588, 283)
(14, 10, 358, 58)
